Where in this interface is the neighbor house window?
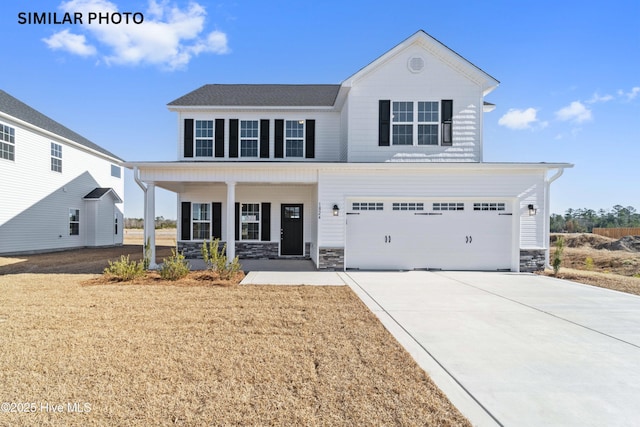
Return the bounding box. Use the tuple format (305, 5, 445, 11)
(0, 123, 15, 161)
(69, 209, 80, 235)
(195, 120, 213, 157)
(114, 215, 119, 235)
(192, 203, 210, 240)
(391, 101, 443, 146)
(285, 120, 304, 157)
(240, 120, 259, 157)
(241, 203, 260, 240)
(111, 164, 121, 178)
(51, 142, 62, 172)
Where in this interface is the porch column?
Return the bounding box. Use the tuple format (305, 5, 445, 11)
(226, 181, 236, 260)
(145, 183, 157, 269)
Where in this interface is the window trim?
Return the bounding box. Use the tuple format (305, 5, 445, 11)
(240, 119, 259, 158)
(240, 203, 261, 241)
(284, 120, 305, 158)
(69, 208, 80, 236)
(389, 100, 445, 146)
(51, 142, 62, 173)
(194, 120, 214, 158)
(191, 202, 211, 240)
(0, 123, 15, 161)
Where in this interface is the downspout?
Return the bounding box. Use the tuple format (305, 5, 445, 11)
(544, 168, 565, 269)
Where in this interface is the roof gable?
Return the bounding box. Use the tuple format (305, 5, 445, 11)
(342, 30, 499, 94)
(0, 90, 122, 161)
(83, 187, 122, 203)
(168, 84, 341, 108)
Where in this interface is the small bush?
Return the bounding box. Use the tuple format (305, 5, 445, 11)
(552, 237, 565, 276)
(201, 238, 243, 280)
(159, 249, 190, 281)
(584, 257, 594, 271)
(104, 255, 146, 281)
(143, 237, 151, 270)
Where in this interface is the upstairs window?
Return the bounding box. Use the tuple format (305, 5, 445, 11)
(285, 120, 304, 157)
(195, 120, 213, 157)
(240, 120, 259, 157)
(51, 142, 62, 172)
(111, 164, 121, 178)
(1, 123, 15, 161)
(417, 102, 439, 145)
(392, 102, 413, 145)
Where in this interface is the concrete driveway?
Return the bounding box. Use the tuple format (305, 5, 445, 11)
(343, 271, 640, 427)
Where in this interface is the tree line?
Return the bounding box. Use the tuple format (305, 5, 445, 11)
(125, 216, 176, 229)
(550, 205, 640, 233)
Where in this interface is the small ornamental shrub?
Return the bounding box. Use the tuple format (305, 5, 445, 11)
(159, 249, 190, 281)
(201, 238, 243, 280)
(584, 257, 594, 271)
(104, 255, 146, 281)
(552, 237, 565, 276)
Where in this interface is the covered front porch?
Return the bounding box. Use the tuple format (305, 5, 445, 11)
(130, 162, 329, 269)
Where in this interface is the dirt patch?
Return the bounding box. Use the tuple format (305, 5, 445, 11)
(542, 268, 640, 296)
(595, 235, 640, 252)
(0, 245, 173, 275)
(0, 274, 470, 426)
(550, 233, 616, 248)
(84, 270, 245, 287)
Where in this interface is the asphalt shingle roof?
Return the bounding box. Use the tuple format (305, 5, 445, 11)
(0, 90, 122, 161)
(168, 84, 341, 107)
(84, 187, 122, 202)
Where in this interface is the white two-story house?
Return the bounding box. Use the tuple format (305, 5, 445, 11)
(0, 90, 124, 254)
(129, 30, 571, 272)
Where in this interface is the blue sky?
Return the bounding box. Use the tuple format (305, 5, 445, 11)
(2, 0, 639, 219)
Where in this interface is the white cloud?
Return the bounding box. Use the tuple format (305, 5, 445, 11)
(555, 101, 592, 123)
(498, 108, 541, 130)
(42, 29, 97, 56)
(625, 87, 640, 100)
(586, 92, 614, 104)
(44, 0, 229, 70)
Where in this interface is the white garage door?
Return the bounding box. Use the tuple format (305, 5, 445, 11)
(345, 200, 514, 271)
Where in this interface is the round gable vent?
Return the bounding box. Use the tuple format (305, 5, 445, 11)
(408, 55, 425, 73)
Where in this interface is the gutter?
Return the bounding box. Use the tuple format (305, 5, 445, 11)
(544, 168, 565, 269)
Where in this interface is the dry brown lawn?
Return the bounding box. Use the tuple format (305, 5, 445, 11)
(0, 274, 470, 426)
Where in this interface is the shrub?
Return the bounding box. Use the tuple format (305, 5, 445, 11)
(584, 256, 594, 271)
(201, 238, 243, 280)
(159, 249, 190, 281)
(104, 255, 146, 281)
(552, 237, 565, 276)
(143, 237, 151, 270)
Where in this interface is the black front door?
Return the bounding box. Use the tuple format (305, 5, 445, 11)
(281, 204, 304, 256)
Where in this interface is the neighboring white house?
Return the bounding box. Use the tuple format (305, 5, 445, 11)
(0, 90, 124, 254)
(128, 30, 572, 272)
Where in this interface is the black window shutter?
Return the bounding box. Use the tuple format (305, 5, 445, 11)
(229, 119, 239, 158)
(212, 202, 222, 239)
(441, 100, 453, 146)
(274, 119, 284, 158)
(305, 119, 315, 159)
(235, 202, 240, 241)
(215, 119, 225, 157)
(181, 202, 191, 240)
(260, 119, 270, 158)
(378, 100, 391, 146)
(261, 203, 271, 241)
(184, 119, 194, 157)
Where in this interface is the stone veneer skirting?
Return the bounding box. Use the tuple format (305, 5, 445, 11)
(318, 247, 344, 271)
(520, 249, 546, 272)
(177, 241, 311, 260)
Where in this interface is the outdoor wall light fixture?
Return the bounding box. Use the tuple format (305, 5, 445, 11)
(528, 204, 537, 216)
(332, 204, 340, 216)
